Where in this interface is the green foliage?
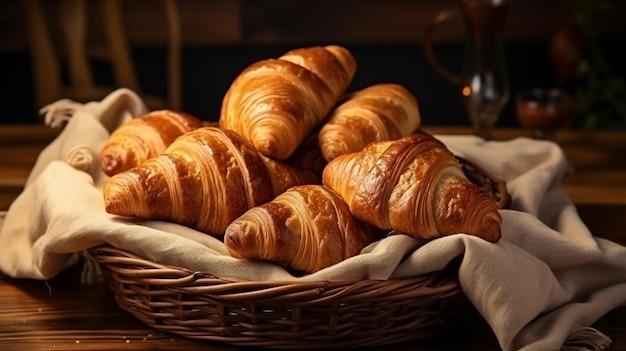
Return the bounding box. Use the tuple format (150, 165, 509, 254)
(560, 0, 626, 129)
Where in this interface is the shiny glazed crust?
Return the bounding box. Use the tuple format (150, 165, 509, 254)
(319, 83, 422, 162)
(219, 45, 357, 160)
(99, 109, 204, 176)
(102, 127, 318, 236)
(224, 184, 377, 273)
(322, 131, 502, 242)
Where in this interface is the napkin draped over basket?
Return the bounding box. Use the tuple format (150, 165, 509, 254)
(1, 89, 625, 351)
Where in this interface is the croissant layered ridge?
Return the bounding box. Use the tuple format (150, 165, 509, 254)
(99, 109, 204, 176)
(224, 184, 376, 273)
(285, 130, 327, 178)
(319, 83, 422, 162)
(322, 132, 502, 242)
(103, 127, 318, 236)
(219, 45, 357, 160)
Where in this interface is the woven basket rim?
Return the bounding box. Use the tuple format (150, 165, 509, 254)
(89, 245, 469, 349)
(89, 244, 463, 290)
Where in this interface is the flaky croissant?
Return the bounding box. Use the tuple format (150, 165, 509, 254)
(103, 127, 319, 236)
(322, 132, 502, 242)
(99, 109, 204, 176)
(224, 184, 377, 273)
(219, 45, 357, 160)
(284, 129, 327, 179)
(318, 83, 421, 162)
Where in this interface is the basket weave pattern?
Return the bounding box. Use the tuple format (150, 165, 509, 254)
(90, 246, 468, 349)
(89, 157, 507, 349)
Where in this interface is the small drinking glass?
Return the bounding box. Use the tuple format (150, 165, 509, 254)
(516, 88, 574, 140)
(422, 0, 511, 141)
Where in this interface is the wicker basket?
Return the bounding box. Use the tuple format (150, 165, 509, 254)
(89, 157, 508, 349)
(90, 246, 468, 349)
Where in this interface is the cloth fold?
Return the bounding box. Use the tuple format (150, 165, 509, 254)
(1, 89, 624, 351)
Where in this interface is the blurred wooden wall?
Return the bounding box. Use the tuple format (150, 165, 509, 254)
(1, 0, 625, 53)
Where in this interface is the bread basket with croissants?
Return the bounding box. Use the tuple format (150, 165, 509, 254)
(89, 45, 510, 349)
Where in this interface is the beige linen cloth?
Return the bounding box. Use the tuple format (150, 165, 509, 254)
(1, 88, 625, 351)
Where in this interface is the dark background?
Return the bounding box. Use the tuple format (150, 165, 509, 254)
(0, 42, 560, 124)
(1, 0, 625, 128)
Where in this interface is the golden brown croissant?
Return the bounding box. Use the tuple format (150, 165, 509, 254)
(224, 184, 378, 273)
(219, 45, 357, 160)
(99, 109, 204, 176)
(318, 83, 421, 162)
(322, 132, 502, 242)
(103, 127, 319, 236)
(284, 129, 327, 178)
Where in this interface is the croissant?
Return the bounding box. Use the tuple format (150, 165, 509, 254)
(322, 132, 502, 242)
(224, 184, 377, 273)
(219, 45, 357, 160)
(318, 83, 421, 162)
(103, 127, 319, 236)
(99, 109, 204, 176)
(284, 129, 327, 178)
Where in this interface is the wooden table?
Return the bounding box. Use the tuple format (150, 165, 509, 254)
(1, 124, 625, 350)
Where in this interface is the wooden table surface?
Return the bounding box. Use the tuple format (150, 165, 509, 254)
(0, 124, 625, 350)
